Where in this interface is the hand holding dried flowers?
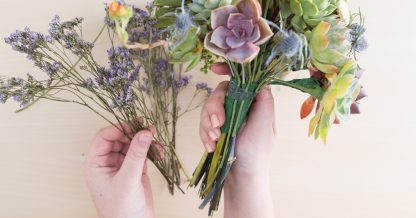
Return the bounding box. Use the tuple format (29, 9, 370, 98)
(1, 2, 212, 194)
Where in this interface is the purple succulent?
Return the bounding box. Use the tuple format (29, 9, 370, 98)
(204, 0, 273, 63)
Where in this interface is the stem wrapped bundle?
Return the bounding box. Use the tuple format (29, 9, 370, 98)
(191, 76, 259, 215)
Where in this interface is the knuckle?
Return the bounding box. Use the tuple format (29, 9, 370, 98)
(204, 101, 218, 113)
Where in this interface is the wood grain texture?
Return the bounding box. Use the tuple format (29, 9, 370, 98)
(1, 0, 416, 217)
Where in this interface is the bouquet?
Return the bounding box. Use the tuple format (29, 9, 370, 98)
(151, 0, 367, 215)
(0, 2, 212, 193)
(1, 0, 368, 216)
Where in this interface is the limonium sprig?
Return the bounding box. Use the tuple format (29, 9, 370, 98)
(1, 2, 212, 193)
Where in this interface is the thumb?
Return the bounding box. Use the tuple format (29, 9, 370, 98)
(211, 62, 231, 75)
(246, 86, 276, 131)
(118, 130, 153, 183)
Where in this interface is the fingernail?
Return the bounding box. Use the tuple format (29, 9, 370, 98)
(206, 143, 214, 153)
(138, 132, 152, 144)
(208, 130, 219, 141)
(211, 114, 220, 128)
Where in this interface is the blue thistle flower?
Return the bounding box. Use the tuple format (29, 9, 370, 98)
(352, 37, 368, 53)
(280, 31, 301, 58)
(348, 23, 369, 53)
(174, 12, 194, 36)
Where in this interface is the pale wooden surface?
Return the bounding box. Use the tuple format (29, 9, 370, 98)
(1, 0, 416, 217)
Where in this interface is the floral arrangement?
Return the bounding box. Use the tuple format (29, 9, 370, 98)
(163, 0, 367, 215)
(1, 0, 367, 216)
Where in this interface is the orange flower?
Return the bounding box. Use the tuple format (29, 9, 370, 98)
(108, 1, 128, 18)
(108, 2, 120, 17)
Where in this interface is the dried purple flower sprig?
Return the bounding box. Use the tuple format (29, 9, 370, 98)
(1, 4, 212, 193)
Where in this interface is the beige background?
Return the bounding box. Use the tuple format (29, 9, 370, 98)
(1, 0, 415, 217)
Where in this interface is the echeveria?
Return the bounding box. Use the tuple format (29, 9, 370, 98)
(204, 0, 274, 63)
(308, 60, 360, 143)
(307, 18, 350, 74)
(281, 0, 339, 32)
(169, 26, 204, 72)
(190, 0, 233, 18)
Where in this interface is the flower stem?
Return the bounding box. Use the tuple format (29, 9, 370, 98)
(15, 24, 107, 113)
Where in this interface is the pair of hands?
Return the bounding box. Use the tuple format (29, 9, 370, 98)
(83, 63, 276, 218)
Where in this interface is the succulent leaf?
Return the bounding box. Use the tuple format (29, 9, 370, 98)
(308, 19, 351, 74)
(308, 60, 360, 142)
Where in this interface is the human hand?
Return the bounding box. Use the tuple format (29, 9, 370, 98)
(199, 62, 276, 218)
(201, 62, 277, 177)
(83, 123, 155, 218)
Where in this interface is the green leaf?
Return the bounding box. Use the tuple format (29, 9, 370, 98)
(270, 78, 325, 100)
(154, 16, 176, 28)
(186, 54, 202, 72)
(156, 7, 176, 18)
(290, 0, 304, 16)
(154, 0, 183, 7)
(301, 0, 319, 16)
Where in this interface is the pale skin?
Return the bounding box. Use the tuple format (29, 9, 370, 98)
(83, 63, 276, 218)
(83, 123, 156, 218)
(202, 63, 276, 218)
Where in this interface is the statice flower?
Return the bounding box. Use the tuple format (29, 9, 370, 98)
(83, 78, 97, 90)
(48, 15, 94, 55)
(42, 61, 62, 77)
(173, 75, 191, 93)
(0, 93, 6, 104)
(196, 82, 213, 95)
(93, 47, 139, 109)
(5, 27, 50, 54)
(0, 75, 48, 107)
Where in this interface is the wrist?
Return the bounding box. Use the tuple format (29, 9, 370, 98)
(223, 168, 274, 218)
(225, 168, 270, 193)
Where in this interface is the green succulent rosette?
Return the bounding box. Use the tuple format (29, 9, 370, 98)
(190, 0, 233, 18)
(307, 18, 351, 74)
(169, 26, 204, 71)
(308, 60, 361, 143)
(280, 0, 352, 32)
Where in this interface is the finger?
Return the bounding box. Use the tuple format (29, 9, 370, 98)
(203, 81, 228, 129)
(111, 141, 126, 153)
(88, 121, 137, 157)
(246, 86, 276, 130)
(118, 130, 153, 182)
(97, 122, 133, 142)
(92, 153, 125, 168)
(200, 125, 215, 153)
(200, 108, 222, 143)
(211, 62, 231, 75)
(141, 173, 155, 218)
(147, 143, 165, 162)
(148, 125, 157, 135)
(121, 144, 130, 155)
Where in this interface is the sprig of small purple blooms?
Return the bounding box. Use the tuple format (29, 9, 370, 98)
(195, 82, 213, 95)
